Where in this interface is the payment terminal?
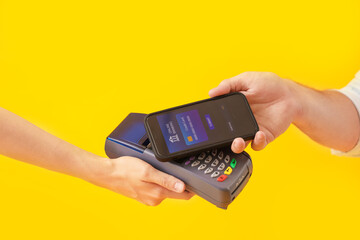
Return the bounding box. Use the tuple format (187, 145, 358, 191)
(105, 113, 253, 209)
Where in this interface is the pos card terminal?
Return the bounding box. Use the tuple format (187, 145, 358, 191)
(105, 113, 253, 209)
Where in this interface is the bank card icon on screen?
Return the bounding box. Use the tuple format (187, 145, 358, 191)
(176, 110, 208, 145)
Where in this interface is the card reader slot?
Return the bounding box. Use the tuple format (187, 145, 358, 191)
(231, 169, 249, 196)
(142, 138, 150, 147)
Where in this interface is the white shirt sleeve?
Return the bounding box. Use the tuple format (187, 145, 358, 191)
(331, 71, 360, 157)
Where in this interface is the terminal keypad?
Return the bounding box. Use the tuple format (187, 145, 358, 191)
(181, 148, 238, 182)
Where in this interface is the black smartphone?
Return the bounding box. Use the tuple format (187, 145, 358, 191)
(144, 93, 259, 162)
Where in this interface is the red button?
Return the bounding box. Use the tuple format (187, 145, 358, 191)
(217, 175, 228, 182)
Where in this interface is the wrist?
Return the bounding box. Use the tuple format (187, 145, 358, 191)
(287, 80, 308, 125)
(78, 153, 114, 186)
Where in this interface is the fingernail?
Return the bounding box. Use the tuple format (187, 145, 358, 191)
(174, 182, 184, 192)
(232, 140, 238, 150)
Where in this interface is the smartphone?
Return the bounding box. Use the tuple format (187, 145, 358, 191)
(144, 93, 259, 162)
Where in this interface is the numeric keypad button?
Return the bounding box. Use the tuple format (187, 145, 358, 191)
(217, 175, 228, 182)
(198, 152, 206, 160)
(224, 155, 231, 163)
(211, 171, 220, 178)
(211, 149, 217, 156)
(224, 166, 233, 175)
(204, 167, 213, 174)
(218, 162, 225, 171)
(218, 151, 224, 160)
(204, 155, 212, 163)
(211, 159, 219, 167)
(198, 164, 207, 170)
(191, 160, 200, 167)
(230, 158, 237, 168)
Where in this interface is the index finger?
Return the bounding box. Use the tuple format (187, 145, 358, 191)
(160, 187, 195, 200)
(144, 167, 186, 193)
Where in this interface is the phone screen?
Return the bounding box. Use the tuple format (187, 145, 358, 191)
(156, 109, 210, 153)
(146, 93, 258, 158)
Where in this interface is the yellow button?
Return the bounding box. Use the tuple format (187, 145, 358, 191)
(224, 166, 232, 175)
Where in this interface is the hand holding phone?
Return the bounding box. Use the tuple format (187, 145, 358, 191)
(145, 93, 259, 161)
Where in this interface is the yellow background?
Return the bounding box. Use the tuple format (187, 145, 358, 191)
(1, 0, 360, 239)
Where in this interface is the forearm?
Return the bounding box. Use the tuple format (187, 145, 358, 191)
(291, 83, 360, 152)
(0, 108, 191, 205)
(0, 107, 109, 182)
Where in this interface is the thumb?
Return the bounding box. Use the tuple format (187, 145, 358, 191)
(209, 75, 249, 98)
(144, 168, 186, 193)
(209, 80, 232, 97)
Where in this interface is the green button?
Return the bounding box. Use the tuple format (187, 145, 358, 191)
(230, 158, 237, 168)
